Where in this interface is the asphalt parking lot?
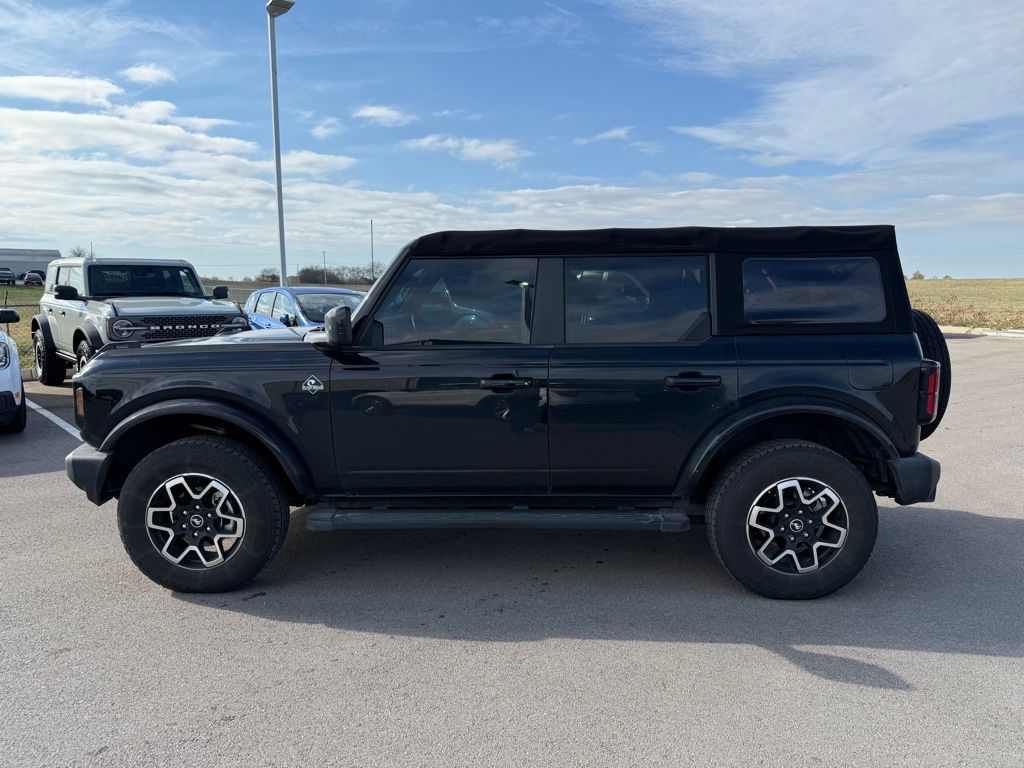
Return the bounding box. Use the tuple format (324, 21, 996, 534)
(1, 334, 1022, 767)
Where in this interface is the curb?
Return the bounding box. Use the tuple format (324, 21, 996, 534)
(21, 367, 36, 382)
(938, 325, 1024, 338)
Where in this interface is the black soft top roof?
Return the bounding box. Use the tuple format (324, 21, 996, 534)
(406, 225, 896, 257)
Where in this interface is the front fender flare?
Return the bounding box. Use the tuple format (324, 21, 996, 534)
(76, 322, 105, 352)
(99, 398, 315, 497)
(675, 399, 900, 501)
(31, 313, 55, 348)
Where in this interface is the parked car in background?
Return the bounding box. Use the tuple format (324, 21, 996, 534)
(23, 272, 43, 287)
(32, 255, 247, 385)
(0, 267, 15, 286)
(0, 308, 26, 433)
(244, 286, 365, 329)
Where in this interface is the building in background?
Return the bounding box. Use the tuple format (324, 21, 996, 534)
(0, 248, 62, 279)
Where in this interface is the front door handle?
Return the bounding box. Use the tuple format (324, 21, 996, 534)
(479, 376, 534, 390)
(665, 373, 721, 390)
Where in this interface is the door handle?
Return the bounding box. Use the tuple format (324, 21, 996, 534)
(665, 373, 721, 390)
(59, 310, 66, 316)
(479, 376, 533, 389)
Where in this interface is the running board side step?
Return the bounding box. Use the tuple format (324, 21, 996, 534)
(305, 507, 690, 533)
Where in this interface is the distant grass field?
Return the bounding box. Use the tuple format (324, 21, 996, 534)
(3, 279, 1022, 365)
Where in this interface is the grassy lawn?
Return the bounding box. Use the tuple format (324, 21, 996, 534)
(4, 279, 1022, 365)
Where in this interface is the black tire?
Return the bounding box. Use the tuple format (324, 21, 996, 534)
(33, 330, 65, 386)
(75, 339, 95, 372)
(0, 397, 26, 434)
(706, 440, 878, 600)
(118, 436, 290, 593)
(912, 309, 950, 440)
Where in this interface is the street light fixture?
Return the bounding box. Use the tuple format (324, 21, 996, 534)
(266, 0, 294, 287)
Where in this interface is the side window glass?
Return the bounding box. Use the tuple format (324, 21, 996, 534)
(45, 266, 56, 293)
(742, 257, 885, 324)
(255, 292, 275, 317)
(244, 293, 257, 312)
(57, 267, 84, 294)
(565, 256, 709, 343)
(276, 293, 297, 319)
(375, 258, 537, 345)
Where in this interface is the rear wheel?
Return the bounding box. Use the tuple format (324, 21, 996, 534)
(706, 440, 878, 599)
(118, 436, 289, 592)
(912, 309, 950, 439)
(33, 330, 65, 386)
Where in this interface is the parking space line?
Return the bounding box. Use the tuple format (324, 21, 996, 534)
(26, 399, 82, 441)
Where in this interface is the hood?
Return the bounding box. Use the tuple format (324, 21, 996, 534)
(105, 296, 241, 316)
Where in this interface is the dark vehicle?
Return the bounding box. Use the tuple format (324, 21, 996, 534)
(32, 255, 247, 385)
(23, 272, 43, 287)
(245, 285, 365, 329)
(66, 226, 948, 599)
(0, 267, 14, 286)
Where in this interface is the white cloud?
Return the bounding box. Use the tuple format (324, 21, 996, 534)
(574, 126, 633, 145)
(120, 63, 175, 85)
(282, 150, 356, 176)
(353, 104, 418, 127)
(0, 75, 122, 107)
(311, 117, 342, 140)
(401, 134, 533, 167)
(609, 0, 1024, 166)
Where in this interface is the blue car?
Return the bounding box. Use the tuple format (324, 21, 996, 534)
(244, 286, 365, 329)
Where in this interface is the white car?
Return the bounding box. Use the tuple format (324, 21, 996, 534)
(0, 308, 26, 433)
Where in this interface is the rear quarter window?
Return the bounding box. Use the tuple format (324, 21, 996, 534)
(742, 257, 886, 324)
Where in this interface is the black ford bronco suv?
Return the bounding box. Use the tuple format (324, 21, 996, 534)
(65, 226, 948, 599)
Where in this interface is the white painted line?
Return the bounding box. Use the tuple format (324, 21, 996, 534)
(26, 399, 83, 441)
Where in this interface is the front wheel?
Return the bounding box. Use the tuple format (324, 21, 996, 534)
(706, 440, 878, 599)
(118, 436, 289, 592)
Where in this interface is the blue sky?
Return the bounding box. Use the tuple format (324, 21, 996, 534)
(0, 0, 1021, 278)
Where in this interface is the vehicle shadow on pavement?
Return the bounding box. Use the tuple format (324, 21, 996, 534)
(176, 505, 1024, 690)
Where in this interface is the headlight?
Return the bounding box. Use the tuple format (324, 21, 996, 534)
(0, 342, 8, 369)
(110, 319, 135, 339)
(230, 316, 249, 325)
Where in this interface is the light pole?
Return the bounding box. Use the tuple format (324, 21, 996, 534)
(267, 0, 294, 287)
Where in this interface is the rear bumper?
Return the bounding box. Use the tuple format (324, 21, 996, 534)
(887, 453, 940, 505)
(65, 443, 115, 505)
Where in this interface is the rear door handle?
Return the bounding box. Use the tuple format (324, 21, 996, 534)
(479, 376, 534, 389)
(665, 373, 721, 390)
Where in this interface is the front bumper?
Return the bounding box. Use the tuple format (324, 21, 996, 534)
(887, 453, 941, 505)
(0, 390, 21, 425)
(65, 443, 115, 505)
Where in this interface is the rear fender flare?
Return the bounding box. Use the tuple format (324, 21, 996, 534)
(31, 313, 56, 348)
(675, 399, 900, 501)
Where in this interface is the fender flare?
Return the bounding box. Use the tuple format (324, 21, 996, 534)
(99, 398, 316, 497)
(31, 313, 56, 348)
(73, 322, 105, 352)
(675, 398, 901, 501)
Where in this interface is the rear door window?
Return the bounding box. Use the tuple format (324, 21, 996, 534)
(564, 256, 709, 343)
(255, 292, 276, 317)
(742, 257, 886, 324)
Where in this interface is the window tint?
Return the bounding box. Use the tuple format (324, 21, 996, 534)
(87, 265, 202, 297)
(254, 292, 275, 317)
(564, 256, 709, 343)
(375, 258, 537, 345)
(743, 257, 885, 324)
(45, 266, 57, 293)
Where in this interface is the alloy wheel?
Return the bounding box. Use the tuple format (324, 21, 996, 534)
(745, 477, 848, 574)
(146, 474, 246, 569)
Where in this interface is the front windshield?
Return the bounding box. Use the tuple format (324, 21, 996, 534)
(296, 293, 363, 323)
(88, 265, 205, 297)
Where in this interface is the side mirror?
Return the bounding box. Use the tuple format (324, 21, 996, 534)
(54, 285, 79, 301)
(0, 308, 20, 324)
(325, 305, 353, 347)
(212, 285, 229, 300)
(279, 314, 292, 327)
